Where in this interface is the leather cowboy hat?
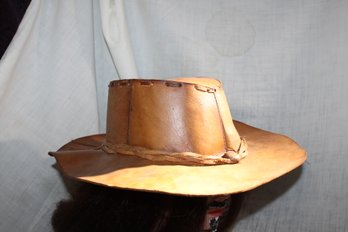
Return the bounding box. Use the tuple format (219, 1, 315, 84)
(49, 77, 306, 196)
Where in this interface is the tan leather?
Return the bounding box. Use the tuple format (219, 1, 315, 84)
(104, 78, 247, 164)
(49, 77, 307, 195)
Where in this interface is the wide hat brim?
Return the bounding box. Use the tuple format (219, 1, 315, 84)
(50, 121, 306, 196)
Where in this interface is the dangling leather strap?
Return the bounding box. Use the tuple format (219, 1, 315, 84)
(213, 87, 246, 155)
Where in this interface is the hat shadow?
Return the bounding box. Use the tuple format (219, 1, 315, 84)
(50, 164, 302, 232)
(50, 169, 220, 232)
(235, 166, 304, 221)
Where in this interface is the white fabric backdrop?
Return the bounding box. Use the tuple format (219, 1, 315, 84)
(0, 0, 347, 231)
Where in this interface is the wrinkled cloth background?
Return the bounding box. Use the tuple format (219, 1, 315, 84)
(0, 0, 347, 231)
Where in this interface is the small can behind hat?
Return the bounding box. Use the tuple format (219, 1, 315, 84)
(49, 77, 306, 196)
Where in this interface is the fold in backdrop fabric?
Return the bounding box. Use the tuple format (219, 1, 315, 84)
(0, 0, 347, 231)
(0, 0, 31, 58)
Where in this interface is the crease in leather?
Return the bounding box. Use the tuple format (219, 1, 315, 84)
(127, 83, 133, 144)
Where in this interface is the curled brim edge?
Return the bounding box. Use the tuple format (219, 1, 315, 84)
(49, 121, 307, 196)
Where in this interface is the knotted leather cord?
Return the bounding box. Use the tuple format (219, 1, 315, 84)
(101, 137, 247, 166)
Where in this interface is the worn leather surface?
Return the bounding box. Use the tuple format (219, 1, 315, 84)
(105, 78, 246, 164)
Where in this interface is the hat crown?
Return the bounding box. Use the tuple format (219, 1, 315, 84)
(105, 78, 243, 158)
